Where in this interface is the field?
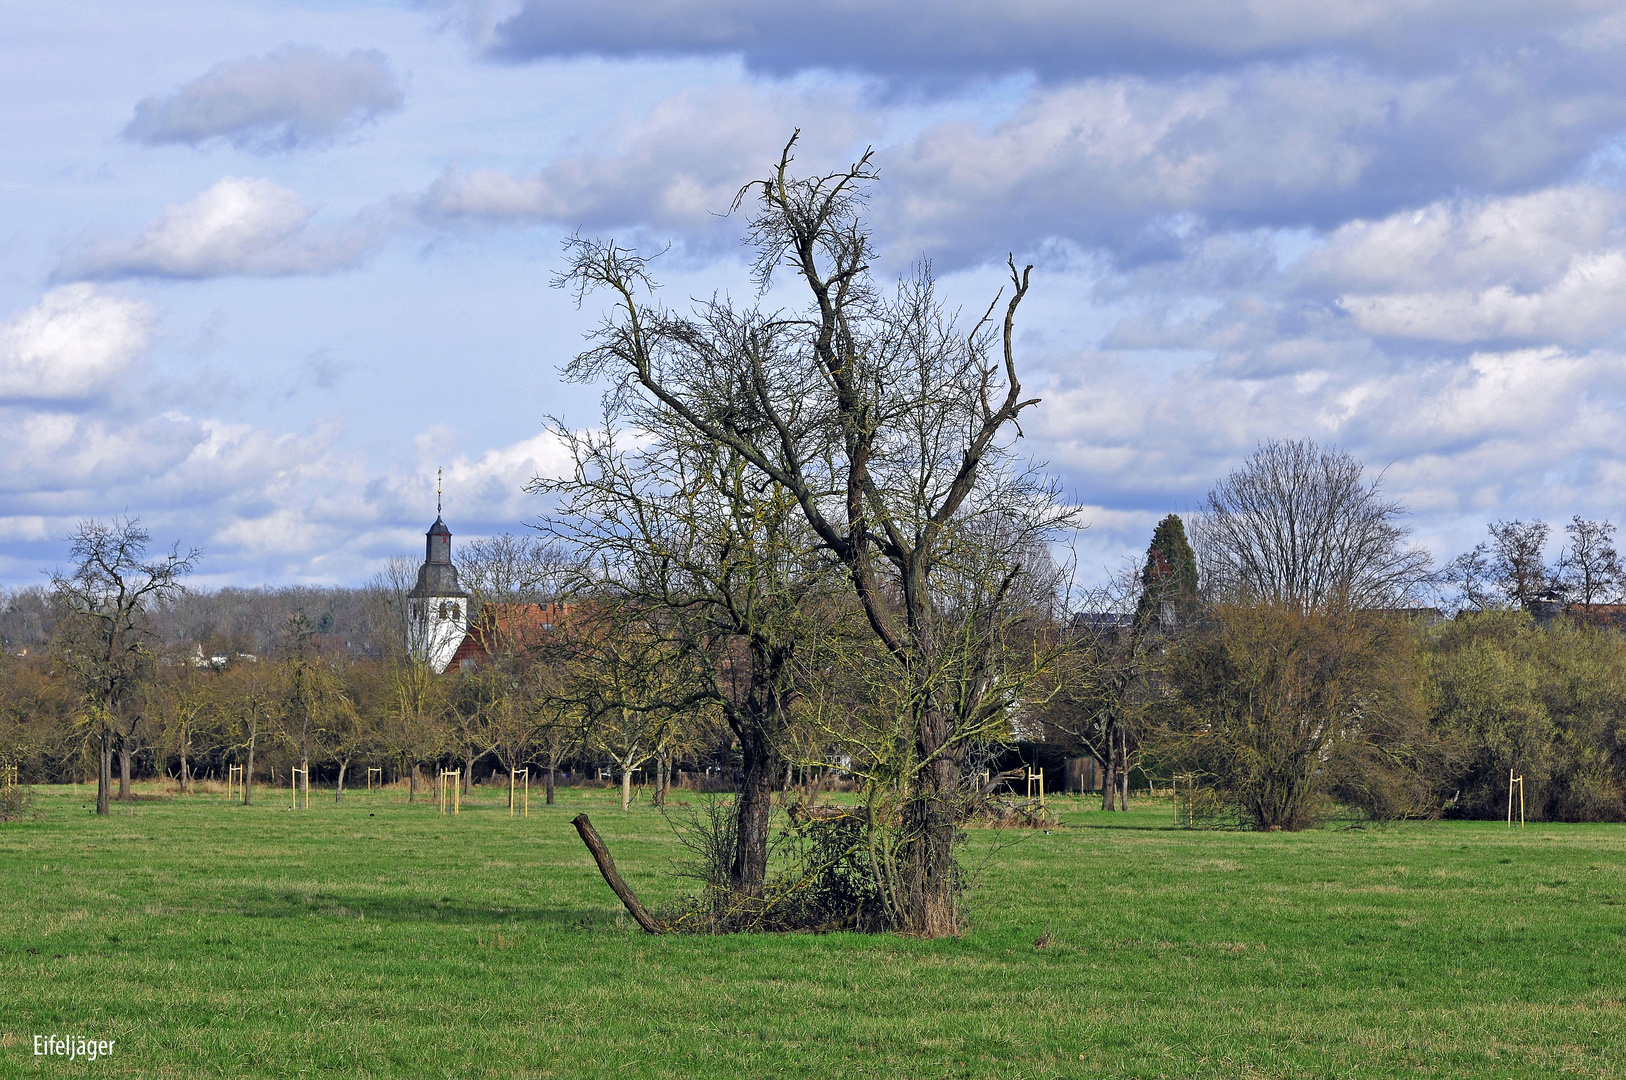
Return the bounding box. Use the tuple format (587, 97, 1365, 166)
(1, 782, 1623, 1079)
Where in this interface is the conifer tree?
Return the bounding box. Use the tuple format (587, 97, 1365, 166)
(1135, 514, 1199, 627)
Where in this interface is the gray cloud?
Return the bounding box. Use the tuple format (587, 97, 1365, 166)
(877, 58, 1626, 266)
(413, 58, 1626, 271)
(486, 0, 1607, 81)
(124, 45, 404, 152)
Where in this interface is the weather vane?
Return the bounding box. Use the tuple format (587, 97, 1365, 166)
(437, 467, 442, 516)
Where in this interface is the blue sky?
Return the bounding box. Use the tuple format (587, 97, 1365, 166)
(5, 0, 1626, 588)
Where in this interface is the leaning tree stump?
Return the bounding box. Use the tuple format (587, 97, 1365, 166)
(571, 814, 665, 934)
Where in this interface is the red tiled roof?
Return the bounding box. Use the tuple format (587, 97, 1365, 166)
(449, 602, 572, 669)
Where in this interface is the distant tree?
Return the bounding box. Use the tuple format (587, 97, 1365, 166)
(1060, 518, 1201, 815)
(152, 656, 215, 795)
(0, 650, 74, 784)
(1487, 520, 1553, 608)
(1446, 520, 1560, 612)
(457, 534, 570, 610)
(1423, 610, 1626, 821)
(273, 612, 351, 803)
(0, 586, 54, 654)
(1156, 604, 1429, 830)
(1196, 440, 1431, 612)
(1135, 514, 1199, 626)
(51, 518, 198, 814)
(1557, 517, 1623, 606)
(215, 659, 275, 805)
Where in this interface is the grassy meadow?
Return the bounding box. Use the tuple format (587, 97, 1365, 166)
(0, 781, 1623, 1078)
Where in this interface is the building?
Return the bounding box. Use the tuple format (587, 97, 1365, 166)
(407, 515, 469, 674)
(449, 602, 572, 671)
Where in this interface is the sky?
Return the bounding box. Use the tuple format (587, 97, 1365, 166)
(5, 0, 1626, 589)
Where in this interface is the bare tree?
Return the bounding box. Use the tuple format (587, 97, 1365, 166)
(1557, 517, 1623, 606)
(1447, 520, 1555, 612)
(555, 134, 1074, 934)
(1196, 440, 1431, 613)
(1487, 520, 1553, 608)
(51, 518, 198, 814)
(537, 418, 846, 897)
(458, 534, 570, 610)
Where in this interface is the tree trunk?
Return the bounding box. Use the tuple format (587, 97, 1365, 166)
(97, 732, 112, 815)
(335, 762, 347, 803)
(244, 731, 256, 806)
(464, 742, 474, 794)
(409, 762, 421, 803)
(1116, 726, 1129, 811)
(1101, 720, 1119, 812)
(118, 740, 132, 801)
(652, 752, 668, 809)
(179, 741, 190, 795)
(546, 749, 558, 805)
(620, 761, 633, 812)
(300, 753, 310, 803)
(902, 701, 961, 936)
(730, 736, 774, 899)
(571, 814, 664, 934)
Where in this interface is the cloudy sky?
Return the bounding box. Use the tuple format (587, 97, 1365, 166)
(5, 0, 1626, 588)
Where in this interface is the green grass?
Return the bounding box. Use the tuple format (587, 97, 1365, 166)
(1, 783, 1623, 1079)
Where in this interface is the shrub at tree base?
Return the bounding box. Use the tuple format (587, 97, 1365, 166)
(661, 800, 888, 934)
(0, 785, 37, 822)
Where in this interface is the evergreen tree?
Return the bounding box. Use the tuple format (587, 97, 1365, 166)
(1136, 514, 1199, 626)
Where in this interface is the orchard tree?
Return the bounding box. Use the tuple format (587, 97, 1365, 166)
(537, 423, 846, 897)
(51, 518, 198, 814)
(556, 134, 1074, 934)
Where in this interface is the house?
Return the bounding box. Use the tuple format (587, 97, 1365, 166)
(449, 602, 572, 671)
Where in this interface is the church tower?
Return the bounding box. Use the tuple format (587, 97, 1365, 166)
(407, 475, 468, 673)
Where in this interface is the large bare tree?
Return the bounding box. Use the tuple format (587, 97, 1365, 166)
(556, 134, 1072, 933)
(52, 518, 198, 814)
(1196, 440, 1431, 613)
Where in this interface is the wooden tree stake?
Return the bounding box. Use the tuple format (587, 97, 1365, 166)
(571, 814, 664, 934)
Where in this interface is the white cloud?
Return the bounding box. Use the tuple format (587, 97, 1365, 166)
(1302, 186, 1626, 344)
(417, 84, 874, 239)
(1304, 185, 1626, 292)
(124, 45, 404, 152)
(59, 178, 384, 280)
(0, 286, 154, 401)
